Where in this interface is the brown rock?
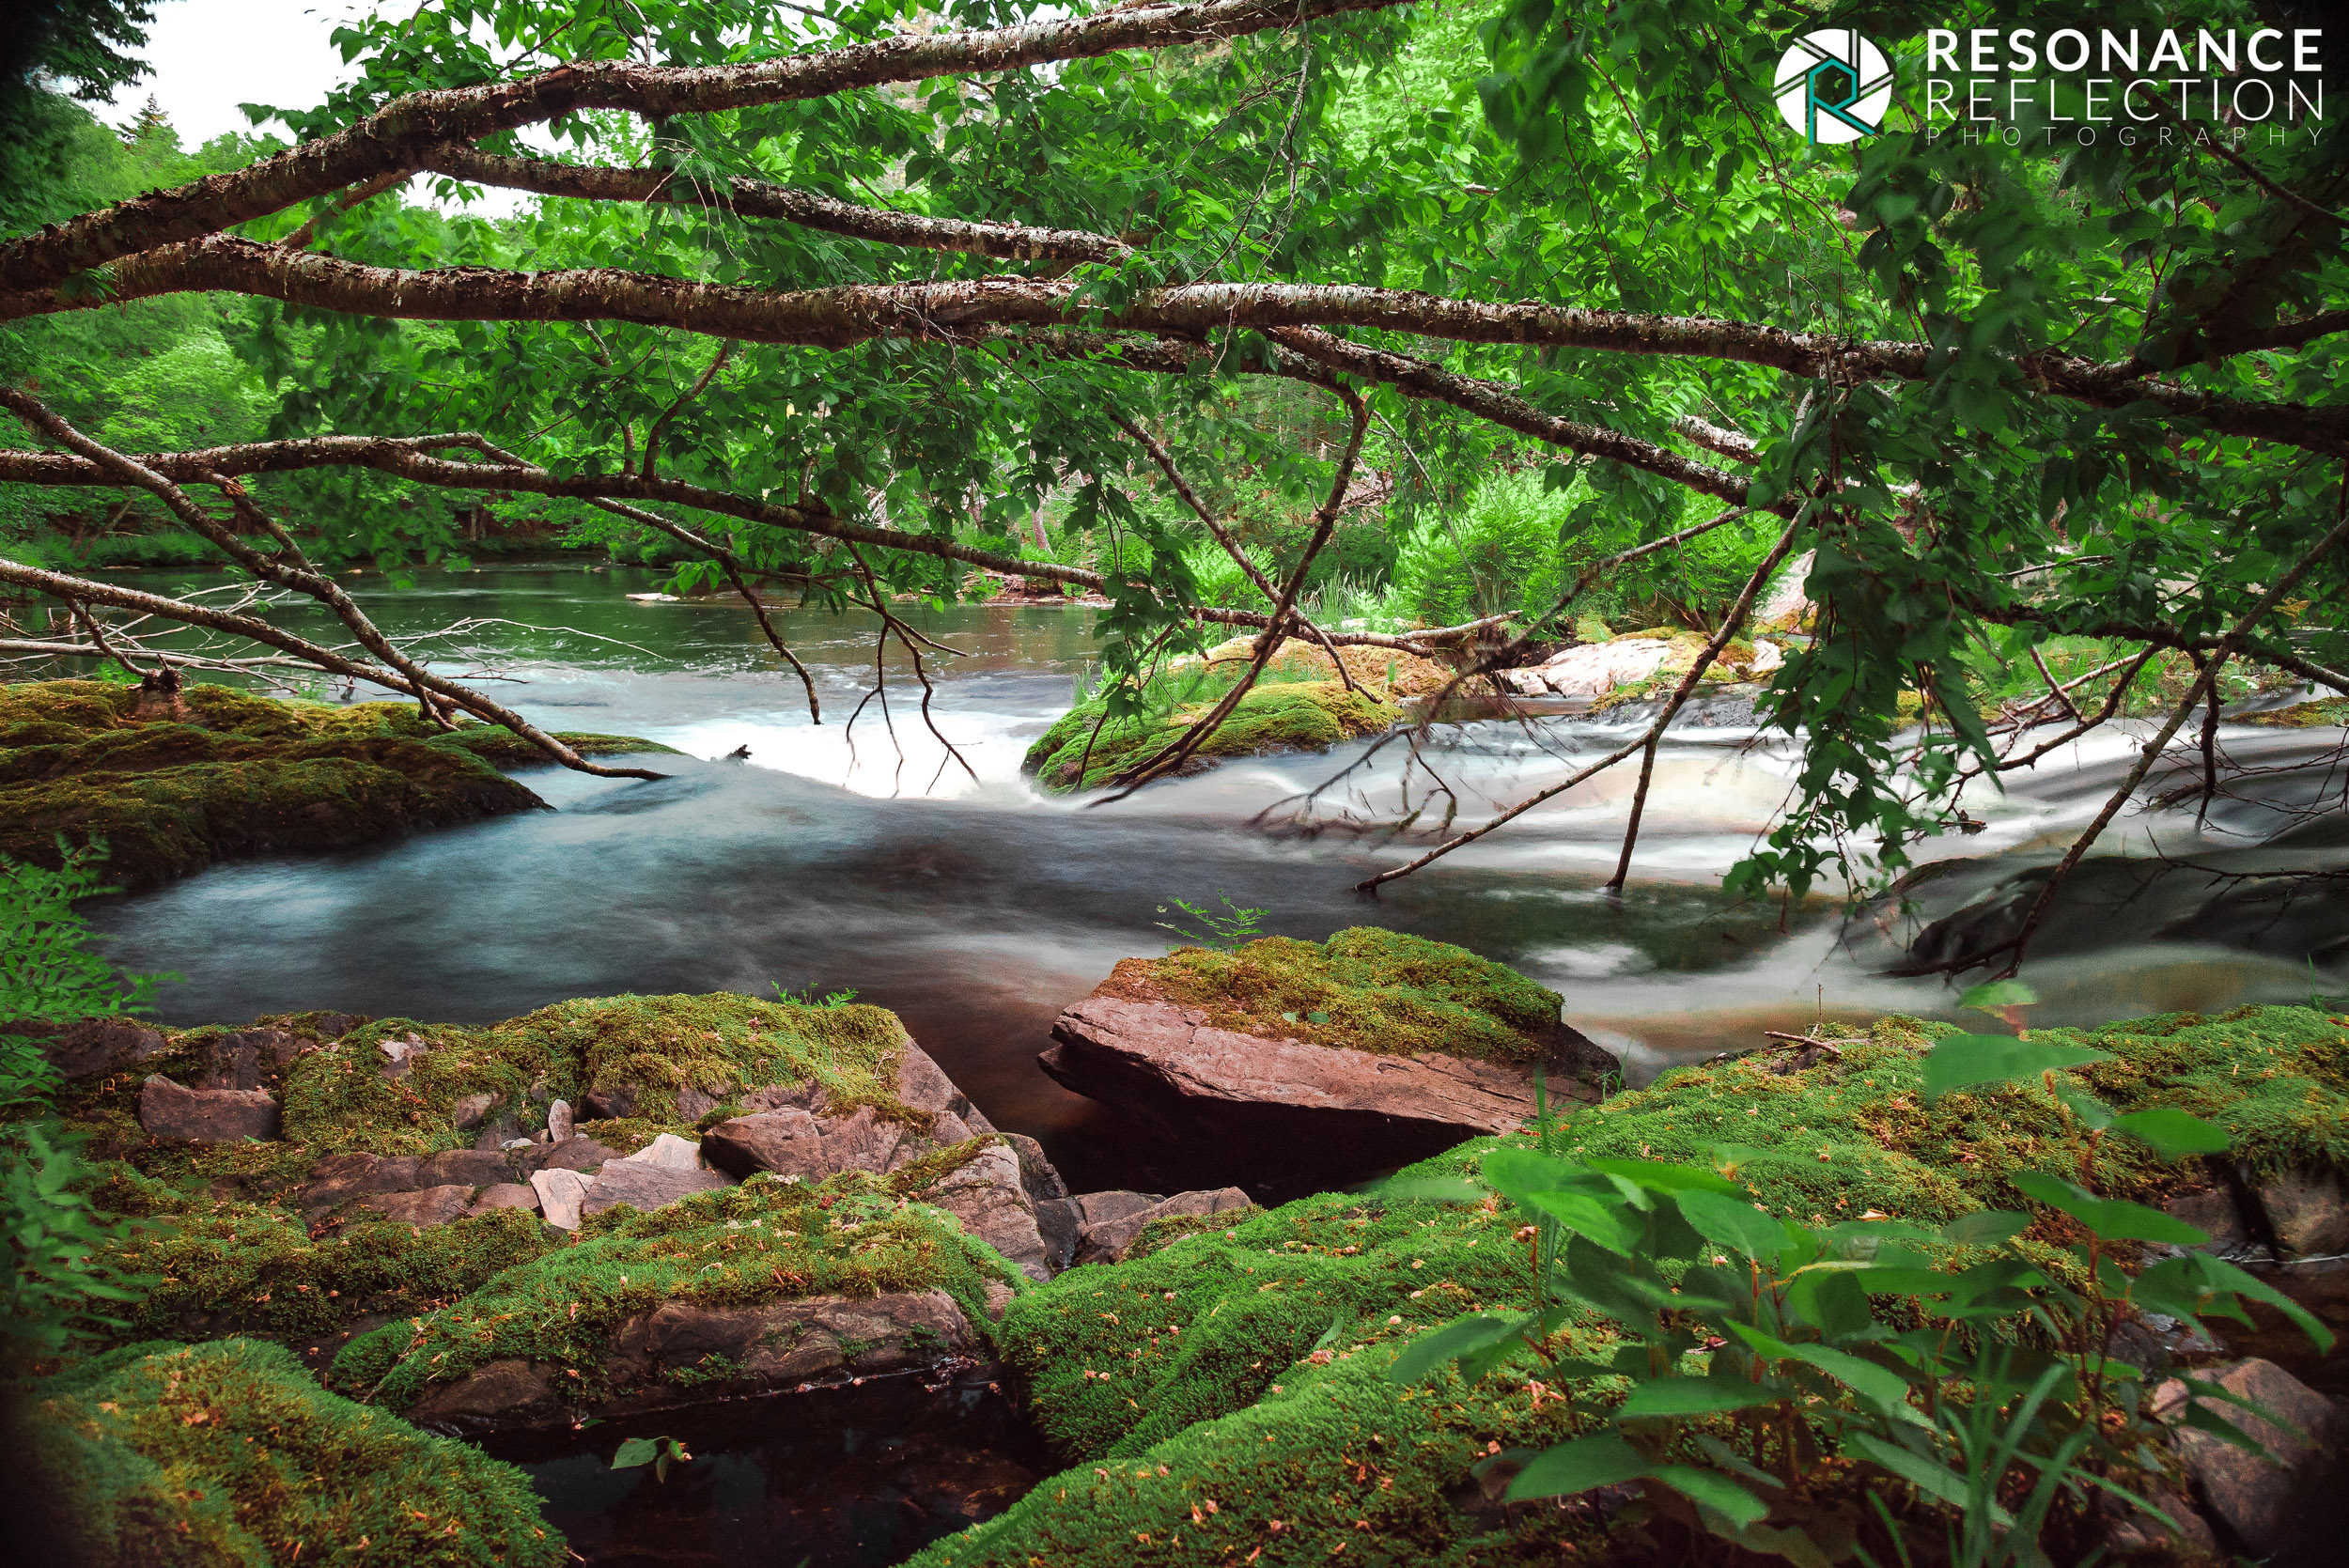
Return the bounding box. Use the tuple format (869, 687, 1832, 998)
(137, 1074, 280, 1142)
(468, 1183, 540, 1217)
(530, 1168, 592, 1231)
(581, 1081, 640, 1120)
(421, 1149, 516, 1188)
(531, 1134, 619, 1173)
(1004, 1132, 1067, 1202)
(578, 1158, 729, 1218)
(452, 1092, 497, 1129)
(357, 1184, 475, 1227)
(1074, 1187, 1254, 1265)
(918, 1141, 1051, 1281)
(406, 1358, 564, 1429)
(2258, 1167, 2349, 1257)
(2155, 1357, 2349, 1554)
(25, 1017, 170, 1081)
(1043, 994, 1593, 1171)
(703, 1104, 917, 1183)
(411, 1290, 977, 1433)
(194, 1027, 305, 1091)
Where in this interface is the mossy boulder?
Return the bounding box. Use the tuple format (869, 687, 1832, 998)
(912, 1004, 2349, 1568)
(1023, 678, 1397, 793)
(328, 1170, 1029, 1430)
(0, 679, 668, 887)
(1040, 930, 1618, 1181)
(16, 1337, 562, 1567)
(280, 992, 934, 1157)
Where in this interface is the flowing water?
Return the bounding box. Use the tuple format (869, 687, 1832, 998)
(51, 561, 2349, 1564)
(82, 562, 2349, 1193)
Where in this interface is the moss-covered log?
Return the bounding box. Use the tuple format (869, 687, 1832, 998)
(1023, 678, 1397, 794)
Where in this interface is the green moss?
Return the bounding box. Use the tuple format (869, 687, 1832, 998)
(96, 1168, 551, 1340)
(331, 1172, 1025, 1411)
(910, 1005, 2349, 1568)
(1024, 679, 1397, 794)
(2243, 696, 2349, 728)
(0, 680, 669, 887)
(279, 993, 924, 1157)
(19, 1338, 562, 1567)
(1559, 1005, 2349, 1226)
(429, 727, 680, 764)
(1138, 926, 1568, 1065)
(1126, 1208, 1260, 1260)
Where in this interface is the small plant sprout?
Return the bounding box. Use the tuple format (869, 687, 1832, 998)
(1153, 893, 1269, 953)
(1957, 978, 2038, 1038)
(612, 1435, 692, 1483)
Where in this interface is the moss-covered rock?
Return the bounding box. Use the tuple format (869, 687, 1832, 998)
(1023, 678, 1397, 793)
(911, 1004, 2349, 1568)
(280, 993, 928, 1157)
(2243, 696, 2349, 728)
(1141, 926, 1577, 1067)
(17, 1337, 562, 1567)
(0, 679, 665, 887)
(328, 1170, 1028, 1425)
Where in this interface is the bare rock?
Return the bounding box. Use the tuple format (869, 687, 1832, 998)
(530, 1168, 592, 1231)
(579, 1158, 729, 1219)
(675, 1086, 722, 1121)
(468, 1183, 540, 1217)
(625, 1132, 708, 1172)
(1526, 638, 1672, 697)
(545, 1098, 574, 1143)
(137, 1074, 280, 1142)
(920, 1141, 1051, 1281)
(357, 1184, 475, 1227)
(27, 1017, 169, 1081)
(1034, 1197, 1081, 1273)
(531, 1134, 618, 1173)
(2259, 1167, 2349, 1257)
(2165, 1187, 2261, 1261)
(194, 1027, 306, 1091)
(581, 1082, 638, 1121)
(407, 1358, 564, 1429)
(2155, 1357, 2349, 1554)
(1004, 1132, 1067, 1203)
(1041, 994, 1606, 1172)
(378, 1032, 430, 1081)
(410, 1290, 978, 1434)
(1072, 1190, 1165, 1229)
(451, 1092, 497, 1130)
(1074, 1187, 1254, 1266)
(702, 1104, 916, 1183)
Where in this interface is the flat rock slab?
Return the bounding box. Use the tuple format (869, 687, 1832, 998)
(579, 1157, 730, 1219)
(357, 1184, 476, 1228)
(405, 1288, 979, 1433)
(138, 1074, 280, 1142)
(1042, 995, 1599, 1170)
(531, 1168, 592, 1231)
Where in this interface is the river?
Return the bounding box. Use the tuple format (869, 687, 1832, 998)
(84, 562, 2349, 1197)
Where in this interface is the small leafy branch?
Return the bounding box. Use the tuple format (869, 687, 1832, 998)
(771, 982, 859, 1009)
(1390, 1033, 2333, 1567)
(612, 1435, 692, 1483)
(1153, 892, 1268, 952)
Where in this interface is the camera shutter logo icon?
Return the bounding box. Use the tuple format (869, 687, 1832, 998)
(1774, 30, 1892, 143)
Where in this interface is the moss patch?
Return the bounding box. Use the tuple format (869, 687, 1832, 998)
(908, 1004, 2349, 1568)
(2243, 696, 2349, 728)
(330, 1172, 1025, 1411)
(1181, 634, 1460, 697)
(280, 993, 923, 1157)
(95, 1169, 551, 1341)
(1558, 1005, 2349, 1227)
(0, 679, 664, 886)
(18, 1337, 561, 1567)
(1024, 678, 1396, 793)
(1122, 926, 1569, 1065)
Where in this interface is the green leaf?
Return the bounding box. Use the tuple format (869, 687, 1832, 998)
(1937, 1210, 2031, 1247)
(612, 1436, 661, 1469)
(1646, 1466, 1770, 1528)
(2108, 1107, 2230, 1159)
(1845, 1433, 2013, 1526)
(1582, 1157, 1740, 1196)
(1526, 1189, 1643, 1256)
(1921, 1035, 2111, 1101)
(1504, 1433, 1651, 1500)
(1616, 1378, 1781, 1420)
(1677, 1188, 1795, 1264)
(1386, 1314, 1526, 1384)
(2008, 1171, 2209, 1245)
(2189, 1255, 2337, 1353)
(1958, 980, 2038, 1013)
(1726, 1326, 1923, 1423)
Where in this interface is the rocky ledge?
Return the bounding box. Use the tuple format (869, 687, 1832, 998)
(0, 677, 671, 887)
(1041, 927, 1619, 1176)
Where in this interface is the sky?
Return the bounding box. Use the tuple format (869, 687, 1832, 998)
(99, 0, 531, 216)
